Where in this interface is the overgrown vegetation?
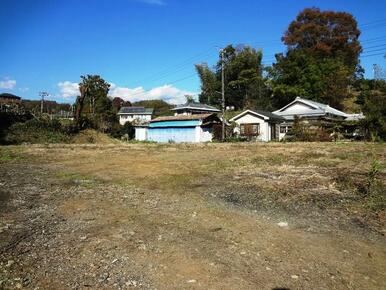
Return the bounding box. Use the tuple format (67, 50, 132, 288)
(334, 156, 385, 215)
(285, 117, 332, 142)
(4, 117, 76, 144)
(363, 158, 385, 212)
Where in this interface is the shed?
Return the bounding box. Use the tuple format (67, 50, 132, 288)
(134, 124, 149, 141)
(147, 113, 221, 143)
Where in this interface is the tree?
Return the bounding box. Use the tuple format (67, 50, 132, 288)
(269, 8, 362, 109)
(74, 75, 115, 131)
(112, 97, 131, 111)
(195, 63, 221, 105)
(196, 44, 270, 110)
(132, 99, 173, 117)
(184, 95, 195, 103)
(269, 50, 353, 108)
(356, 79, 386, 140)
(283, 8, 362, 69)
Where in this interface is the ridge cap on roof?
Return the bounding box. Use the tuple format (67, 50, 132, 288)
(151, 113, 214, 122)
(230, 109, 284, 122)
(118, 106, 154, 114)
(172, 102, 220, 110)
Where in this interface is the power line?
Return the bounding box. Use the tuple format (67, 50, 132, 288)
(120, 24, 386, 98)
(361, 23, 386, 32)
(130, 48, 216, 87)
(361, 36, 386, 43)
(363, 48, 386, 54)
(361, 18, 386, 26)
(363, 43, 386, 49)
(361, 52, 386, 58)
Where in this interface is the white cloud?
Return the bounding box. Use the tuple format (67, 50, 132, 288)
(57, 81, 79, 99)
(0, 79, 16, 89)
(57, 80, 195, 104)
(109, 83, 196, 104)
(136, 0, 165, 5)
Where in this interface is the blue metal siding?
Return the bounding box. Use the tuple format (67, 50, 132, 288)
(148, 127, 196, 143)
(149, 120, 200, 128)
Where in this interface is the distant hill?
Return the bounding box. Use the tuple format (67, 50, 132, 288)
(131, 99, 173, 117)
(0, 93, 21, 100)
(22, 99, 72, 114)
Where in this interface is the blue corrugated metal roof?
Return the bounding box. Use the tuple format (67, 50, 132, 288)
(149, 120, 200, 128)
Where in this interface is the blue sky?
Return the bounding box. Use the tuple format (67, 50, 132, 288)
(1, 0, 386, 104)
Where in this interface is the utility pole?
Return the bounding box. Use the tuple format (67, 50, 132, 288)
(221, 49, 225, 141)
(39, 91, 49, 115)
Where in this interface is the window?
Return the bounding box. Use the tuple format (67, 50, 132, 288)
(280, 126, 292, 134)
(240, 123, 259, 136)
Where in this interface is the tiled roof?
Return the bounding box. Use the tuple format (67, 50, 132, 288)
(253, 110, 285, 121)
(118, 106, 154, 114)
(230, 109, 284, 122)
(151, 113, 214, 122)
(273, 97, 348, 119)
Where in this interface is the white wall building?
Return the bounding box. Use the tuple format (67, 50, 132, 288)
(118, 107, 154, 125)
(273, 97, 365, 140)
(229, 110, 284, 142)
(273, 97, 364, 121)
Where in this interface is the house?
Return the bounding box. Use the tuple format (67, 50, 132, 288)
(273, 97, 351, 121)
(272, 97, 365, 140)
(118, 106, 154, 125)
(171, 101, 221, 115)
(229, 110, 284, 142)
(147, 113, 221, 143)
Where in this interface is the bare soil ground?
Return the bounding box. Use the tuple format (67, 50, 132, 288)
(0, 142, 385, 290)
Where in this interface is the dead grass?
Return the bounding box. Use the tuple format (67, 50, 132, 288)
(1, 142, 386, 289)
(70, 129, 122, 144)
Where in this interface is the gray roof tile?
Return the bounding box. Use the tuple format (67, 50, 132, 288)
(118, 106, 154, 114)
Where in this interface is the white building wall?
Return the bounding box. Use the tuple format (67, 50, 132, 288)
(195, 126, 213, 142)
(233, 113, 270, 142)
(135, 127, 148, 141)
(195, 126, 201, 142)
(280, 102, 315, 114)
(119, 114, 152, 125)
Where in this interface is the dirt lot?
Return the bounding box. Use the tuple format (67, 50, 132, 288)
(0, 142, 385, 289)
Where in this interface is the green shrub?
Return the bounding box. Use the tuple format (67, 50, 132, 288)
(110, 122, 135, 139)
(287, 117, 331, 142)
